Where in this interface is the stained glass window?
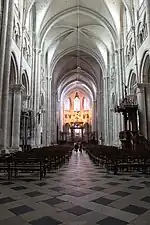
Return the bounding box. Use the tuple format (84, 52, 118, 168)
(64, 98, 70, 111)
(74, 93, 80, 112)
(84, 98, 90, 111)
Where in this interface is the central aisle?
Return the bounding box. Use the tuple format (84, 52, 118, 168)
(0, 151, 150, 225)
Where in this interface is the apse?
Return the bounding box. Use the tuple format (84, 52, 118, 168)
(61, 88, 93, 143)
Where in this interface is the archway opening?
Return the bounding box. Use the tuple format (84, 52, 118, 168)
(140, 53, 150, 139)
(62, 90, 92, 143)
(50, 49, 103, 145)
(7, 56, 17, 148)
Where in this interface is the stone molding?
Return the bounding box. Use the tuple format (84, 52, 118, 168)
(136, 83, 150, 90)
(9, 84, 25, 93)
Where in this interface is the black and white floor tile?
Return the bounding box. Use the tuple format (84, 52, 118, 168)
(0, 151, 150, 225)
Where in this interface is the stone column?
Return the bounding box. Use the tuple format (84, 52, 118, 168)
(114, 113, 119, 146)
(136, 83, 148, 138)
(11, 84, 24, 151)
(115, 49, 123, 129)
(109, 108, 114, 145)
(114, 49, 123, 146)
(0, 0, 9, 124)
(57, 99, 61, 142)
(100, 90, 104, 142)
(0, 0, 14, 152)
(144, 84, 150, 139)
(92, 100, 96, 133)
(35, 50, 42, 147)
(52, 91, 57, 144)
(7, 88, 13, 148)
(36, 112, 42, 147)
(103, 77, 109, 145)
(42, 108, 47, 146)
(46, 77, 52, 145)
(51, 91, 54, 144)
(30, 48, 38, 147)
(113, 111, 116, 144)
(119, 48, 125, 131)
(96, 90, 102, 141)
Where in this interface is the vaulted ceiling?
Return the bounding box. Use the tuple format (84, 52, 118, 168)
(26, 0, 132, 99)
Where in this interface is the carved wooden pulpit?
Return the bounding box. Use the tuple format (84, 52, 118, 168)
(115, 86, 138, 151)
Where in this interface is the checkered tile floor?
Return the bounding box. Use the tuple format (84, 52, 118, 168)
(0, 151, 150, 225)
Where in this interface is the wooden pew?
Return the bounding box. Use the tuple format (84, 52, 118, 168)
(86, 145, 150, 175)
(0, 145, 72, 180)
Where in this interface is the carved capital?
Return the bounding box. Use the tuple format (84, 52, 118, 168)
(136, 83, 150, 90)
(10, 84, 25, 94)
(103, 76, 109, 80)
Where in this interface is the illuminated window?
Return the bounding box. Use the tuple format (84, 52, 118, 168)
(84, 98, 90, 111)
(64, 98, 70, 111)
(74, 92, 80, 112)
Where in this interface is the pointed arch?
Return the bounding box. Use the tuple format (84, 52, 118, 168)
(22, 70, 29, 96)
(128, 70, 137, 95)
(140, 50, 150, 83)
(9, 52, 19, 84)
